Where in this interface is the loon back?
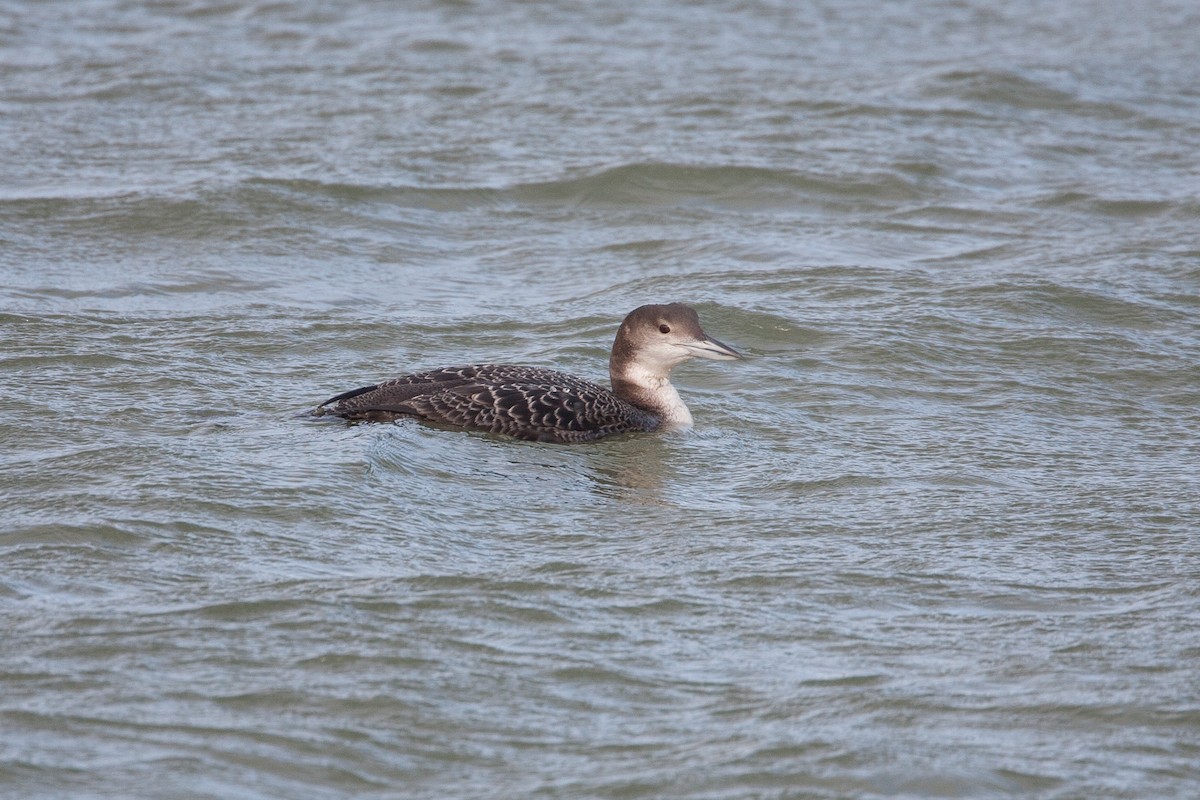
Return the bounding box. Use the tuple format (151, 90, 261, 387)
(317, 364, 659, 443)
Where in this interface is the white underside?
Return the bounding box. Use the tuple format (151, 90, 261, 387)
(619, 365, 694, 429)
(656, 384, 694, 430)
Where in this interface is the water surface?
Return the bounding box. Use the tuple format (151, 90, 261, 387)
(2, 1, 1199, 798)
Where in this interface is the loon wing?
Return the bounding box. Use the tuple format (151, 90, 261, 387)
(320, 365, 653, 442)
(318, 365, 505, 409)
(397, 380, 648, 442)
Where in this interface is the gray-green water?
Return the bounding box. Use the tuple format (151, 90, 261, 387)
(2, 1, 1199, 798)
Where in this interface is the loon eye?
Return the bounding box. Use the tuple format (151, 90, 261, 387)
(659, 324, 671, 334)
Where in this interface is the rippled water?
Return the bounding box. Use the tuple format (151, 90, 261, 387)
(3, 1, 1199, 798)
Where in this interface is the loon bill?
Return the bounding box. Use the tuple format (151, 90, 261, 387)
(315, 303, 742, 443)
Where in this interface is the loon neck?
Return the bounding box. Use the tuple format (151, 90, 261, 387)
(610, 364, 694, 429)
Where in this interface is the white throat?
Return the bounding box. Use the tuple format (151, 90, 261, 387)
(616, 364, 694, 429)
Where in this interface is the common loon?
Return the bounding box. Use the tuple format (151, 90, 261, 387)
(315, 303, 741, 443)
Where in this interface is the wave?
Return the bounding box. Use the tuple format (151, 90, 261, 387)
(215, 162, 927, 218)
(0, 162, 933, 241)
(918, 68, 1137, 118)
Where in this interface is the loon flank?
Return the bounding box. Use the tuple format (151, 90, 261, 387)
(315, 303, 742, 443)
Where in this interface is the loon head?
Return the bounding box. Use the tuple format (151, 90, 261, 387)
(611, 303, 741, 378)
(609, 303, 741, 424)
